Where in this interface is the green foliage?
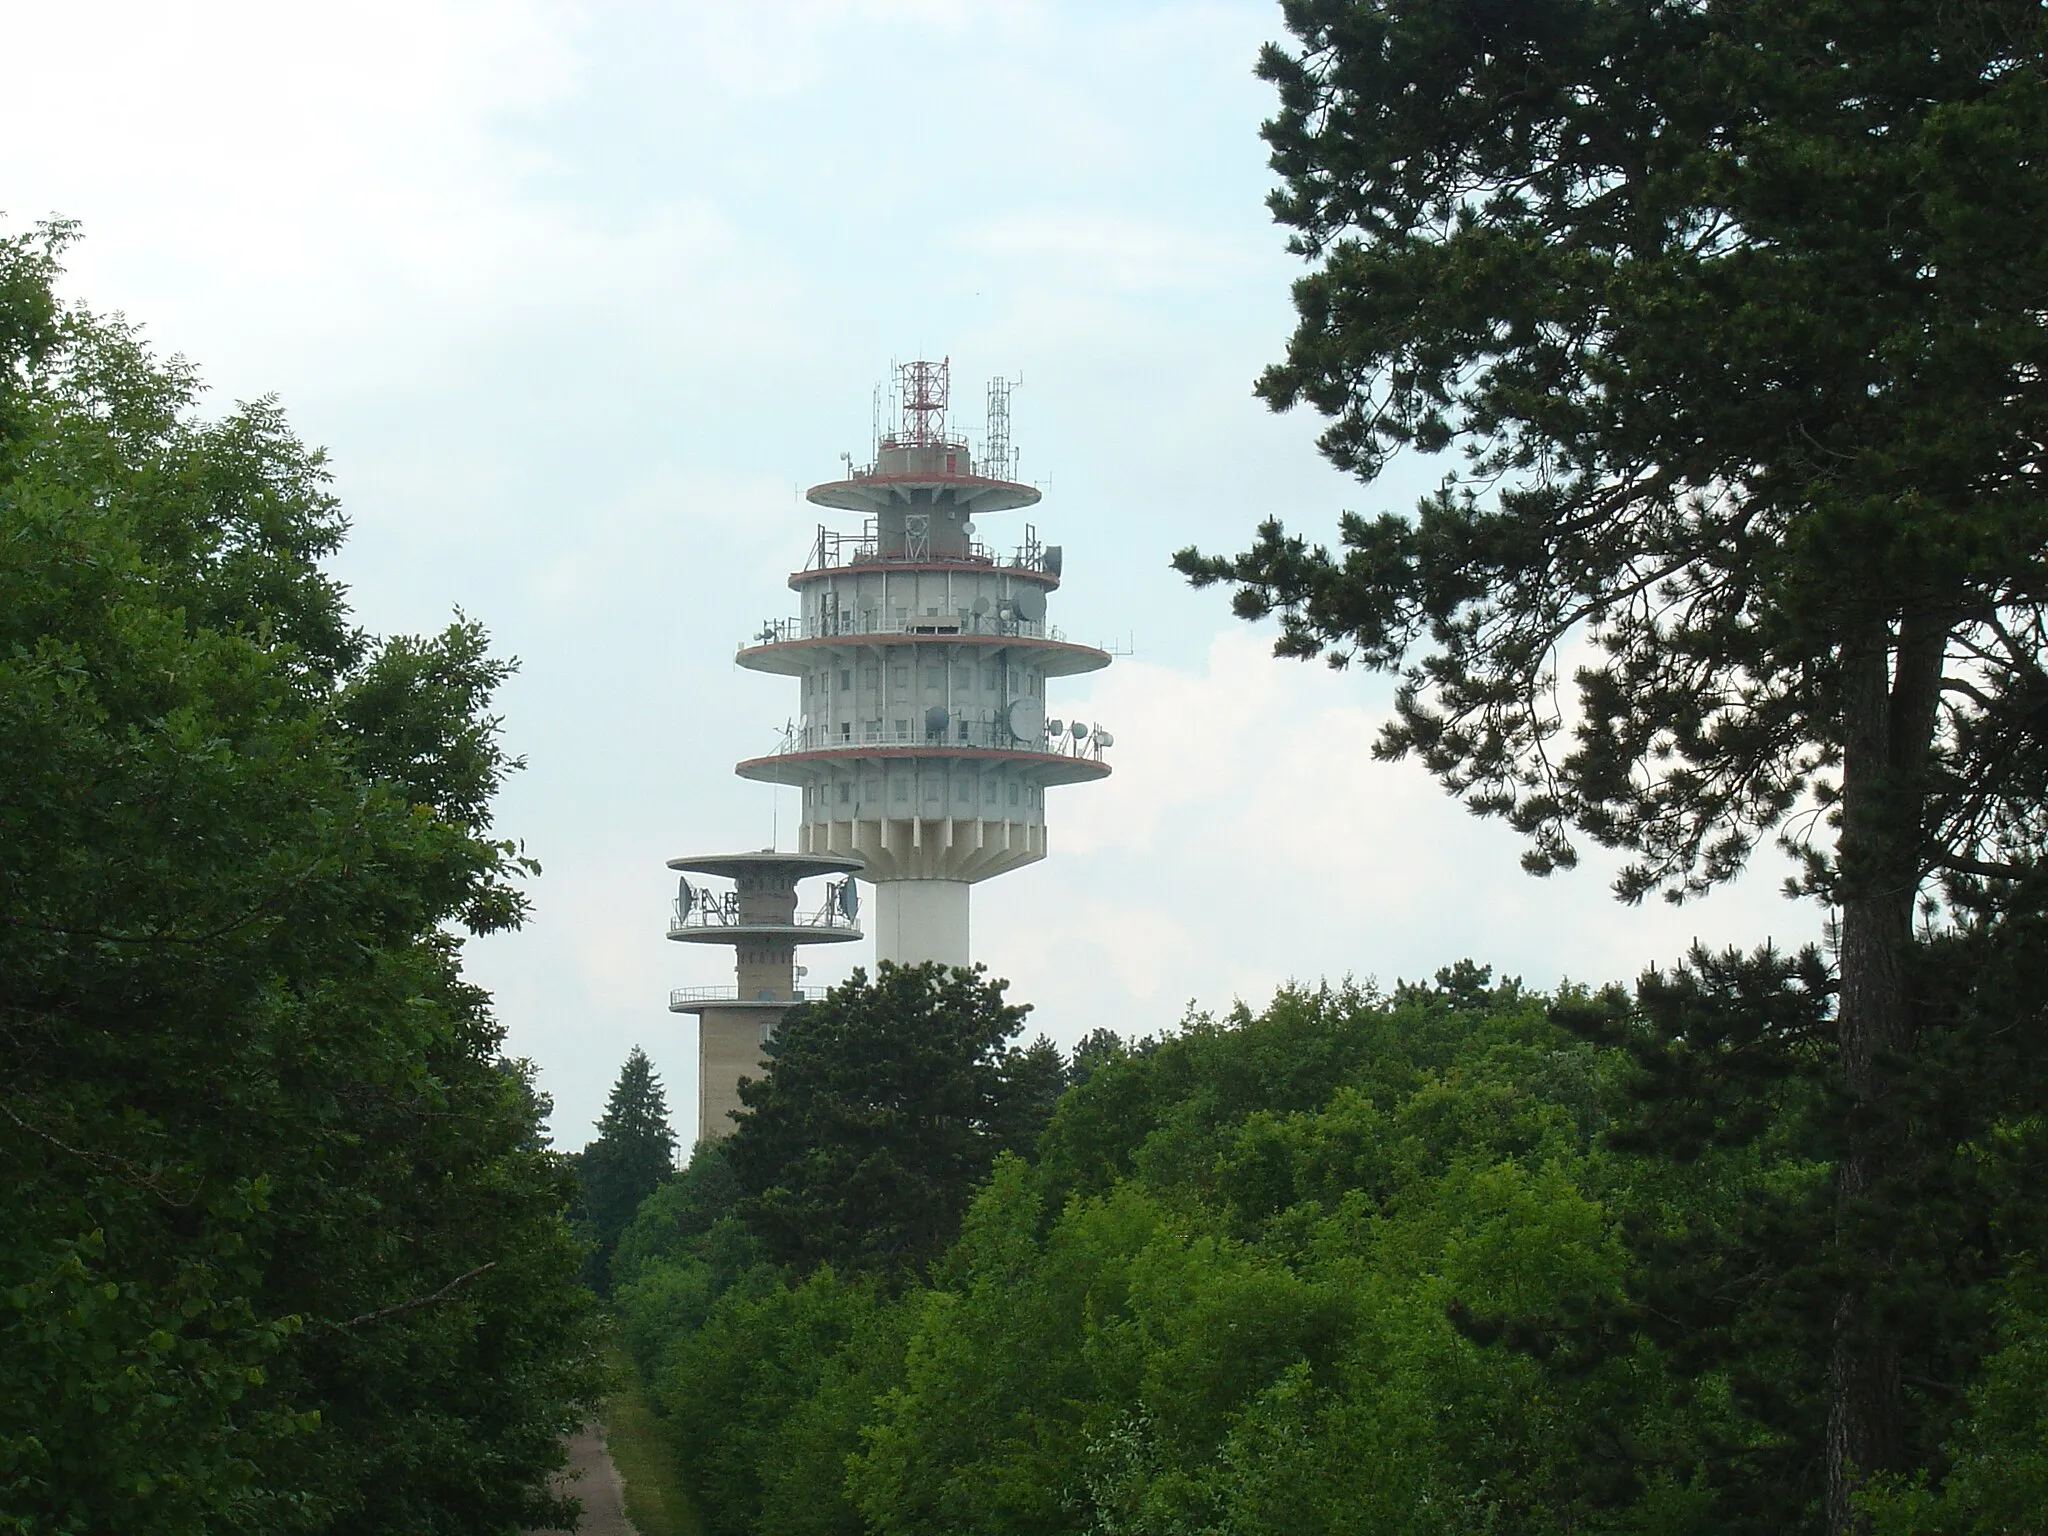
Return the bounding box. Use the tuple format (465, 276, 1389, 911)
(0, 222, 599, 1532)
(1178, 0, 2048, 907)
(615, 972, 1693, 1536)
(597, 1344, 704, 1536)
(656, 1268, 912, 1536)
(1857, 1264, 2048, 1535)
(852, 980, 1634, 1536)
(578, 1046, 680, 1293)
(614, 950, 2048, 1533)
(612, 1139, 739, 1294)
(1499, 932, 2048, 1532)
(726, 963, 1062, 1277)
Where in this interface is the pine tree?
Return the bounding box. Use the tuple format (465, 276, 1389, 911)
(579, 1046, 678, 1292)
(1178, 3, 2048, 1523)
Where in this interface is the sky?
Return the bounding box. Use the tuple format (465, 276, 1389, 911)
(6, 0, 1822, 1148)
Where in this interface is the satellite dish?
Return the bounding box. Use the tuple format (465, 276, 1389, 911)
(1046, 717, 1064, 737)
(1013, 587, 1047, 624)
(971, 596, 989, 616)
(925, 705, 950, 736)
(839, 878, 860, 921)
(963, 520, 977, 537)
(1093, 729, 1114, 749)
(1006, 698, 1045, 742)
(1044, 545, 1063, 578)
(1070, 721, 1089, 740)
(675, 878, 694, 920)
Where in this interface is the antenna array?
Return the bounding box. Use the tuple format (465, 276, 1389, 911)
(898, 358, 949, 445)
(983, 375, 1018, 481)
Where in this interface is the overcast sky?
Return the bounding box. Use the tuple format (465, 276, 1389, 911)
(8, 0, 1821, 1147)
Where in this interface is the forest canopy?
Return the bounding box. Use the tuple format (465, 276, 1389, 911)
(614, 956, 2048, 1535)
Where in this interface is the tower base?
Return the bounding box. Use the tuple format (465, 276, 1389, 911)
(874, 880, 970, 968)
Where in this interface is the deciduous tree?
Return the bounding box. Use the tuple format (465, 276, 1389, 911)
(726, 964, 1058, 1277)
(0, 221, 598, 1532)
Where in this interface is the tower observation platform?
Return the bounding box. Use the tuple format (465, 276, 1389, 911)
(735, 360, 1114, 966)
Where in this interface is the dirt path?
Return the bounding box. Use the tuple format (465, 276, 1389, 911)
(522, 1424, 639, 1536)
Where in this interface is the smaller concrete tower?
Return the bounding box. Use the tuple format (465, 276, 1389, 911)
(665, 851, 863, 1140)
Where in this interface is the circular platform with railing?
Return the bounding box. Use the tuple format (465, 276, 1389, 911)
(668, 984, 819, 1013)
(666, 894, 862, 944)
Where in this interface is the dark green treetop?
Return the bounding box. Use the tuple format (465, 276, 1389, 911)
(578, 1046, 678, 1291)
(725, 963, 1060, 1277)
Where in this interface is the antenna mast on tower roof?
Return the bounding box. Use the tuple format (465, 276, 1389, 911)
(983, 375, 1018, 482)
(895, 358, 950, 446)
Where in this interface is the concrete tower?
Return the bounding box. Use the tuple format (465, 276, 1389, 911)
(665, 851, 862, 1139)
(734, 361, 1114, 965)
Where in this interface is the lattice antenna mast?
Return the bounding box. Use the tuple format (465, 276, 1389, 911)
(896, 358, 950, 446)
(983, 375, 1019, 481)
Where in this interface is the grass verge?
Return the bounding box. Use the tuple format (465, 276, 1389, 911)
(602, 1345, 702, 1536)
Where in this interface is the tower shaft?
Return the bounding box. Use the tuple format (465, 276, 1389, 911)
(873, 880, 970, 967)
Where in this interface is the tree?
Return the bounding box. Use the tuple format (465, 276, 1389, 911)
(725, 963, 1058, 1277)
(1176, 3, 2048, 1523)
(577, 1046, 678, 1292)
(1472, 928, 2048, 1533)
(0, 222, 598, 1532)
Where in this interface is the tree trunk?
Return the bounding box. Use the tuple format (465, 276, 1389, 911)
(1826, 615, 1945, 1533)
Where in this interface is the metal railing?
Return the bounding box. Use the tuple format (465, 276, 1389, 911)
(745, 611, 1066, 647)
(669, 985, 817, 1007)
(805, 520, 1059, 578)
(781, 717, 1112, 759)
(669, 889, 859, 937)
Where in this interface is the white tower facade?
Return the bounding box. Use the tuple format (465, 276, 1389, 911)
(734, 362, 1113, 966)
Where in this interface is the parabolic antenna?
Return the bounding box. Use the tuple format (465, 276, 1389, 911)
(971, 596, 989, 616)
(1044, 545, 1063, 579)
(838, 878, 859, 921)
(1013, 587, 1047, 624)
(676, 877, 694, 920)
(1007, 698, 1045, 742)
(925, 704, 950, 736)
(1071, 721, 1089, 740)
(1046, 717, 1064, 737)
(1093, 729, 1114, 749)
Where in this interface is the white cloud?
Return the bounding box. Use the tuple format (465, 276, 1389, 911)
(974, 628, 1821, 1051)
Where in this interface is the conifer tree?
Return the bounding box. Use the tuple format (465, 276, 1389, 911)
(1178, 2, 2048, 1524)
(578, 1047, 678, 1290)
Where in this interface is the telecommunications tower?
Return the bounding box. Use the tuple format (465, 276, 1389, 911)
(731, 359, 1114, 965)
